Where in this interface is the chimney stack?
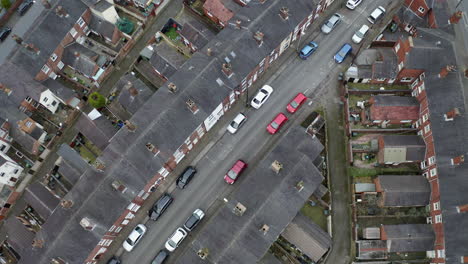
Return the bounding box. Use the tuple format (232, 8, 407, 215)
(124, 120, 136, 132)
(451, 155, 464, 165)
(235, 20, 242, 29)
(444, 107, 460, 121)
(254, 31, 264, 46)
(222, 63, 233, 78)
(11, 34, 23, 45)
(456, 204, 468, 213)
(25, 43, 40, 54)
(186, 99, 199, 114)
(60, 199, 74, 209)
(168, 82, 177, 93)
(449, 11, 463, 24)
(146, 143, 160, 155)
(461, 256, 468, 263)
(55, 6, 69, 18)
(260, 224, 269, 235)
(271, 160, 283, 174)
(0, 84, 12, 95)
(439, 65, 456, 78)
(74, 51, 80, 57)
(279, 7, 289, 20)
(233, 202, 247, 216)
(197, 248, 209, 260)
(32, 239, 45, 248)
(259, 0, 266, 3)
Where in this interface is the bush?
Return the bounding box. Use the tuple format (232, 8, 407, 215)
(88, 92, 106, 109)
(1, 0, 11, 9)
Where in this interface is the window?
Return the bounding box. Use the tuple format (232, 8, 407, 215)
(435, 214, 442, 223)
(412, 89, 418, 97)
(16, 151, 23, 158)
(418, 6, 426, 13)
(41, 65, 50, 74)
(25, 121, 33, 128)
(77, 17, 85, 27)
(43, 97, 48, 103)
(422, 172, 429, 178)
(51, 101, 57, 106)
(430, 168, 437, 177)
(0, 145, 5, 152)
(422, 113, 429, 123)
(401, 77, 413, 82)
(420, 161, 427, 169)
(50, 53, 58, 62)
(424, 125, 431, 134)
(70, 27, 78, 38)
(376, 78, 386, 81)
(433, 201, 440, 211)
(428, 156, 436, 165)
(395, 43, 400, 52)
(398, 61, 404, 71)
(0, 173, 4, 177)
(13, 169, 19, 174)
(436, 249, 445, 258)
(411, 79, 419, 88)
(418, 82, 425, 92)
(417, 130, 423, 136)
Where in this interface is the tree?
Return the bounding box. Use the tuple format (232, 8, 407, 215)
(116, 18, 134, 35)
(88, 92, 106, 109)
(1, 0, 11, 9)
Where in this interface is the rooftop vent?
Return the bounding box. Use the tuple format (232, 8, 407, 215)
(222, 63, 233, 78)
(444, 108, 460, 121)
(187, 99, 199, 114)
(197, 248, 209, 259)
(271, 160, 283, 173)
(233, 202, 247, 216)
(80, 217, 96, 231)
(260, 224, 269, 235)
(236, 19, 242, 29)
(253, 31, 264, 46)
(451, 155, 464, 165)
(32, 239, 44, 248)
(124, 120, 136, 132)
(146, 143, 160, 155)
(296, 180, 305, 192)
(279, 7, 289, 20)
(94, 160, 106, 171)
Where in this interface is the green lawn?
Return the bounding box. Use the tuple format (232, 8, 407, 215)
(348, 166, 420, 178)
(165, 27, 179, 40)
(347, 82, 410, 91)
(79, 146, 96, 163)
(300, 202, 328, 231)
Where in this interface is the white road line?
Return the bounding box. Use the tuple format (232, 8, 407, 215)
(304, 88, 310, 94)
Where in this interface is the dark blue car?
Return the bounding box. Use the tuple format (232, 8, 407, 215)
(299, 41, 318, 59)
(334, 43, 352, 63)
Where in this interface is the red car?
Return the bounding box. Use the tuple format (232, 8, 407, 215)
(286, 93, 307, 113)
(224, 160, 248, 184)
(267, 113, 288, 134)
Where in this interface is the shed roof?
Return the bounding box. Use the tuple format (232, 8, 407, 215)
(377, 175, 430, 206)
(23, 182, 60, 220)
(355, 183, 376, 193)
(357, 240, 388, 260)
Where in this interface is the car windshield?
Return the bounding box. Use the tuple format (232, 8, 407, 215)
(168, 239, 177, 248)
(126, 238, 134, 246)
(253, 98, 260, 104)
(260, 88, 268, 95)
(270, 121, 279, 129)
(230, 121, 239, 129)
(227, 170, 238, 179)
(355, 30, 365, 38)
(290, 101, 299, 109)
(325, 21, 333, 28)
(185, 216, 198, 228)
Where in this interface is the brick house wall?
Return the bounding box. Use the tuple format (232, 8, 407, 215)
(404, 0, 429, 18)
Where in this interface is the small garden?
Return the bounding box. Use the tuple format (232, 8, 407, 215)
(269, 236, 316, 264)
(347, 82, 410, 91)
(349, 164, 420, 179)
(71, 134, 102, 163)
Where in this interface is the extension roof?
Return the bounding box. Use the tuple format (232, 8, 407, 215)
(376, 175, 430, 206)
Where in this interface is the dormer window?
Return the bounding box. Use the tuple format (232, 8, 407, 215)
(50, 53, 58, 62)
(77, 17, 85, 28)
(418, 7, 425, 13)
(41, 65, 50, 74)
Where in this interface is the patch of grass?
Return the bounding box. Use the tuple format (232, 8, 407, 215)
(165, 27, 179, 40)
(348, 166, 420, 178)
(300, 202, 328, 231)
(347, 83, 410, 91)
(190, 0, 205, 14)
(78, 146, 96, 163)
(357, 216, 426, 228)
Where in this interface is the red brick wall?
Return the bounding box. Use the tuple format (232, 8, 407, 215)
(404, 0, 429, 17)
(377, 136, 385, 163)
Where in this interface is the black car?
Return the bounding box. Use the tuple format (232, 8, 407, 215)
(176, 166, 196, 189)
(18, 0, 33, 16)
(149, 194, 173, 221)
(151, 249, 169, 264)
(107, 257, 121, 264)
(0, 27, 11, 42)
(183, 209, 205, 231)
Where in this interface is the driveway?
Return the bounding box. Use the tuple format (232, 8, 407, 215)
(111, 0, 396, 263)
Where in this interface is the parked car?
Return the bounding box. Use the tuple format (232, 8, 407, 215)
(17, 0, 33, 16)
(176, 166, 196, 189)
(151, 250, 169, 264)
(267, 113, 288, 134)
(251, 85, 274, 109)
(149, 194, 173, 220)
(165, 227, 187, 252)
(346, 0, 363, 9)
(334, 43, 352, 64)
(299, 41, 318, 59)
(368, 6, 386, 24)
(286, 93, 307, 113)
(352, 24, 370, 44)
(183, 209, 205, 231)
(122, 224, 147, 252)
(224, 160, 248, 184)
(227, 113, 247, 134)
(107, 257, 121, 264)
(0, 27, 11, 42)
(321, 13, 342, 34)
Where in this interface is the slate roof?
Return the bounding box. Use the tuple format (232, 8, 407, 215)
(9, 0, 88, 77)
(2, 1, 318, 263)
(93, 0, 112, 12)
(57, 159, 83, 185)
(116, 74, 154, 115)
(350, 48, 398, 79)
(370, 95, 420, 121)
(0, 61, 43, 105)
(0, 154, 7, 167)
(62, 43, 100, 77)
(401, 28, 468, 263)
(23, 182, 60, 220)
(89, 13, 117, 41)
(382, 135, 426, 162)
(281, 213, 332, 262)
(75, 112, 119, 150)
(176, 127, 325, 264)
(376, 175, 430, 206)
(56, 144, 91, 174)
(179, 20, 215, 49)
(149, 41, 187, 79)
(41, 79, 77, 103)
(383, 224, 435, 252)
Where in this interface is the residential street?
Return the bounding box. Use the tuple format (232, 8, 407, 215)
(109, 0, 395, 263)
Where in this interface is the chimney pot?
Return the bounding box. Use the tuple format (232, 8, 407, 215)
(60, 199, 74, 209)
(235, 20, 242, 29)
(222, 63, 233, 78)
(279, 7, 289, 20)
(451, 155, 465, 165)
(186, 99, 199, 114)
(124, 120, 136, 132)
(260, 224, 269, 235)
(271, 160, 283, 173)
(233, 202, 247, 216)
(168, 82, 177, 93)
(253, 31, 264, 46)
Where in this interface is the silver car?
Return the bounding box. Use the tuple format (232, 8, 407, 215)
(227, 113, 247, 134)
(321, 13, 342, 34)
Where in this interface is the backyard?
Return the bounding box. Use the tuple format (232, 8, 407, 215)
(347, 82, 410, 91)
(300, 201, 328, 232)
(349, 165, 420, 179)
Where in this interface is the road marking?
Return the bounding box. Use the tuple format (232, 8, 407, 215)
(304, 88, 310, 94)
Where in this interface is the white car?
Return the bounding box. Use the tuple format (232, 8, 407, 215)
(368, 6, 386, 24)
(352, 24, 370, 44)
(165, 227, 188, 252)
(250, 85, 274, 109)
(346, 0, 362, 10)
(227, 113, 247, 134)
(123, 224, 147, 252)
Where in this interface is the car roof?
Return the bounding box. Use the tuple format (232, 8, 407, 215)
(359, 24, 370, 31)
(232, 160, 246, 172)
(157, 194, 171, 207)
(233, 113, 246, 123)
(330, 13, 341, 21)
(371, 7, 385, 15)
(293, 93, 306, 101)
(171, 228, 186, 241)
(128, 229, 142, 241)
(301, 45, 313, 54)
(340, 43, 352, 51)
(274, 113, 287, 122)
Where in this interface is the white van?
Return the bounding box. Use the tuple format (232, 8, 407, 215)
(368, 6, 386, 24)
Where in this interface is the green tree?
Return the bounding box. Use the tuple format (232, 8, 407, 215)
(88, 92, 106, 109)
(116, 18, 134, 35)
(1, 0, 11, 9)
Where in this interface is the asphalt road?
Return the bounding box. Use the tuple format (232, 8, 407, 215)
(0, 1, 45, 64)
(119, 1, 393, 263)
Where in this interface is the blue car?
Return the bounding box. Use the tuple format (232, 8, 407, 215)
(299, 41, 318, 59)
(334, 43, 352, 63)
